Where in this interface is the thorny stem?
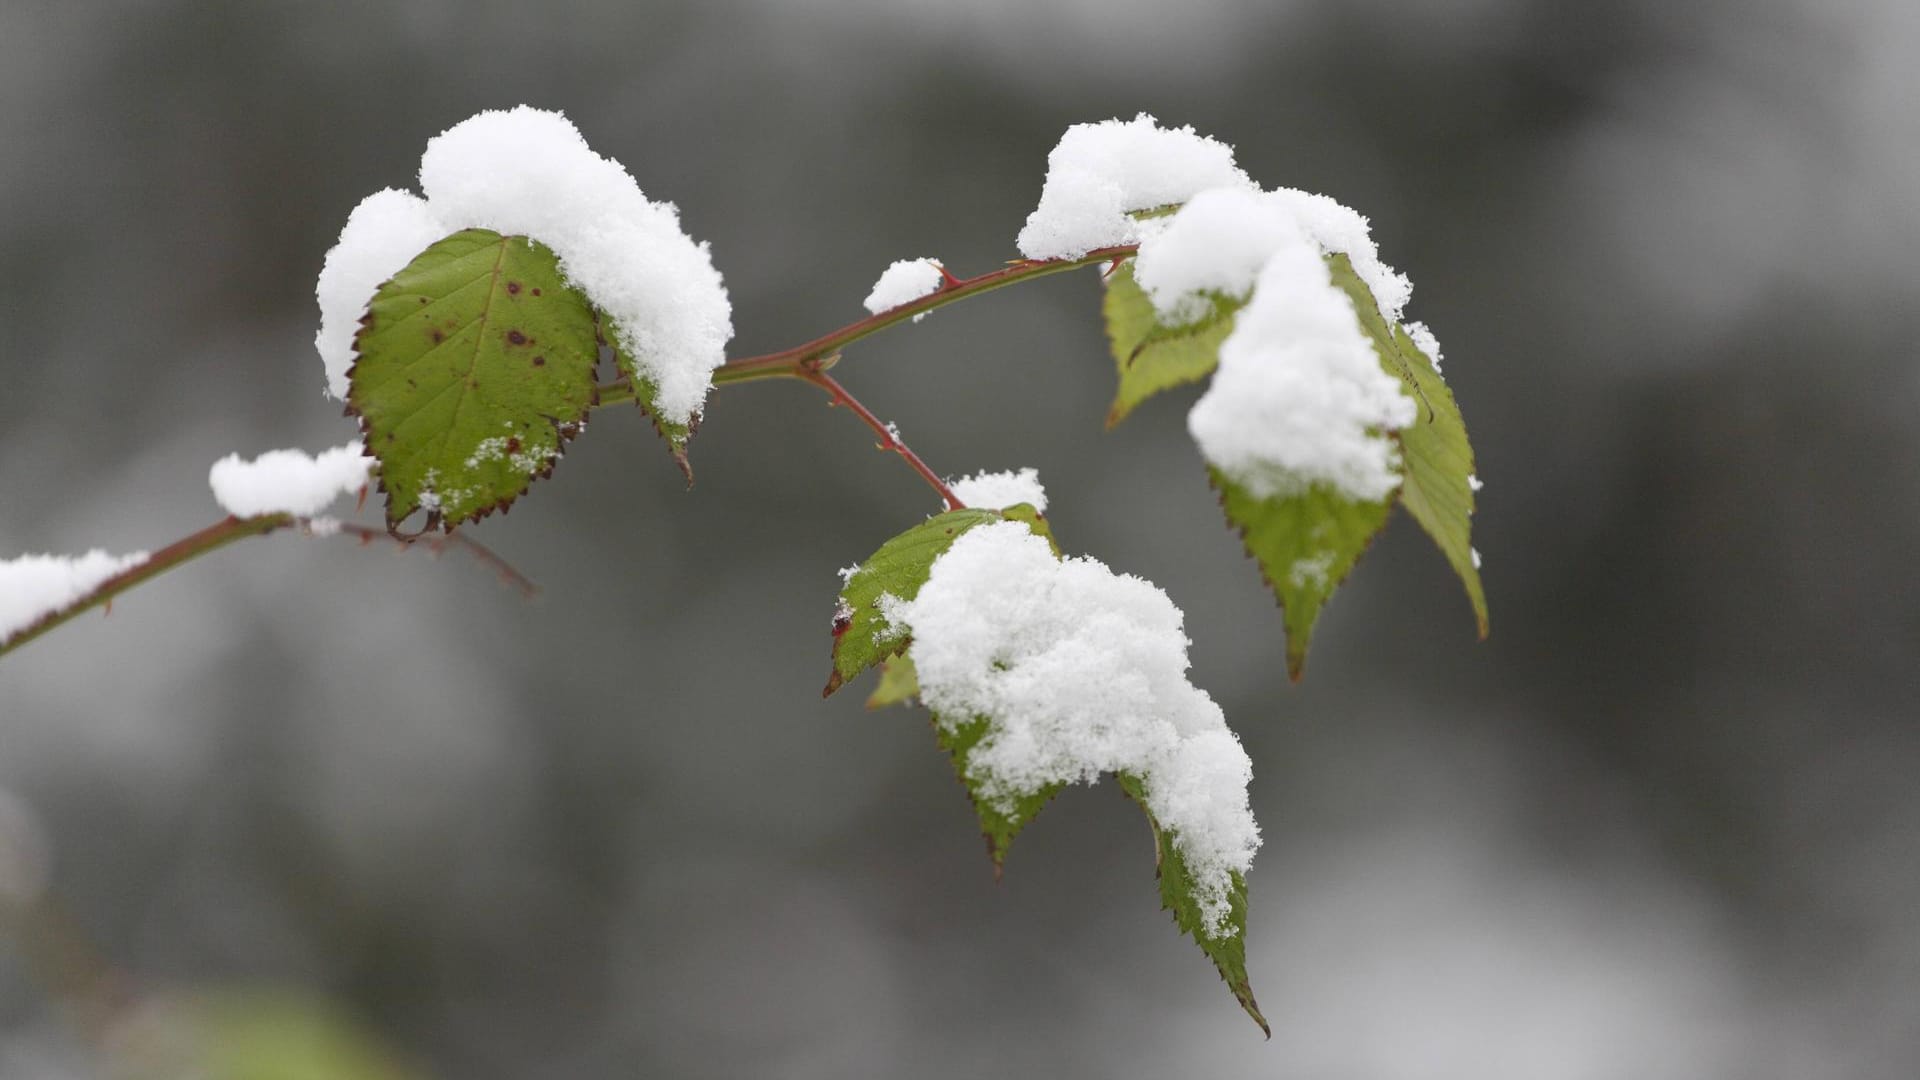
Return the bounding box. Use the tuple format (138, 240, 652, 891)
(796, 362, 964, 510)
(0, 513, 534, 658)
(1, 513, 294, 657)
(4, 246, 1136, 660)
(595, 244, 1137, 403)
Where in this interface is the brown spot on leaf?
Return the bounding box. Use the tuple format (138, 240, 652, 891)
(532, 355, 546, 366)
(507, 330, 528, 345)
(506, 281, 522, 296)
(531, 287, 542, 296)
(430, 329, 444, 343)
(505, 437, 521, 453)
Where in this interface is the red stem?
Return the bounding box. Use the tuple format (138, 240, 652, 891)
(796, 364, 964, 510)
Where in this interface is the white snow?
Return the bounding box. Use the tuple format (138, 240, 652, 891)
(208, 442, 371, 518)
(863, 258, 945, 318)
(316, 106, 733, 426)
(882, 521, 1259, 937)
(1406, 319, 1444, 373)
(0, 549, 149, 643)
(1016, 114, 1255, 261)
(949, 467, 1047, 512)
(1186, 232, 1417, 502)
(1131, 186, 1413, 327)
(313, 189, 448, 399)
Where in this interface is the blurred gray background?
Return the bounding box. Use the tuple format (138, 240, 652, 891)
(2, 1, 1916, 1077)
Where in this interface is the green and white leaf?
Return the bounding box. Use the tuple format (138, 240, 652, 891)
(932, 712, 1064, 875)
(604, 316, 696, 482)
(826, 508, 1004, 696)
(1117, 774, 1267, 1036)
(1327, 254, 1488, 636)
(1101, 261, 1239, 428)
(1214, 469, 1393, 680)
(348, 229, 600, 532)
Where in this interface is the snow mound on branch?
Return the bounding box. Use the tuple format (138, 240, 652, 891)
(1016, 114, 1255, 261)
(949, 467, 1047, 512)
(882, 521, 1259, 937)
(1, 550, 149, 643)
(863, 258, 945, 316)
(208, 443, 372, 518)
(316, 106, 732, 426)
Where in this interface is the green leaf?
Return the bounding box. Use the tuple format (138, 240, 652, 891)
(1213, 469, 1393, 681)
(1326, 255, 1489, 637)
(996, 502, 1061, 556)
(933, 712, 1064, 877)
(604, 316, 697, 485)
(189, 989, 423, 1080)
(825, 508, 1004, 696)
(865, 654, 919, 709)
(1101, 261, 1239, 428)
(1116, 774, 1267, 1036)
(348, 229, 600, 533)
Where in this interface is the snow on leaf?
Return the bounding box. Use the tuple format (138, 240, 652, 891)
(1213, 468, 1393, 681)
(1117, 773, 1267, 1036)
(1101, 260, 1236, 428)
(604, 312, 696, 481)
(824, 508, 1004, 696)
(932, 712, 1065, 877)
(347, 229, 599, 533)
(1326, 254, 1489, 637)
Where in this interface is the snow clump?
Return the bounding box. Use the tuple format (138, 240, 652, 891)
(315, 106, 732, 426)
(1016, 114, 1255, 261)
(882, 520, 1259, 937)
(208, 443, 372, 518)
(948, 467, 1047, 512)
(863, 257, 946, 318)
(1, 550, 149, 644)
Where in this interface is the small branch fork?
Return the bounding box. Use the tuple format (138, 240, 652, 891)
(1, 245, 1137, 660)
(796, 360, 963, 511)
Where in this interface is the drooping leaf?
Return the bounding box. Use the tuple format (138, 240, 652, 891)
(933, 712, 1064, 877)
(825, 508, 1003, 696)
(1213, 469, 1393, 681)
(866, 654, 920, 710)
(1326, 255, 1488, 637)
(348, 229, 600, 532)
(1101, 261, 1239, 428)
(1116, 773, 1266, 1036)
(604, 315, 696, 484)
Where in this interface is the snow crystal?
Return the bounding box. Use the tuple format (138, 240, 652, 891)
(883, 521, 1259, 937)
(1131, 186, 1412, 327)
(208, 442, 371, 518)
(1467, 473, 1484, 493)
(305, 516, 344, 538)
(0, 550, 149, 643)
(1016, 114, 1255, 261)
(863, 258, 945, 318)
(949, 467, 1048, 512)
(1186, 233, 1416, 502)
(316, 107, 732, 426)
